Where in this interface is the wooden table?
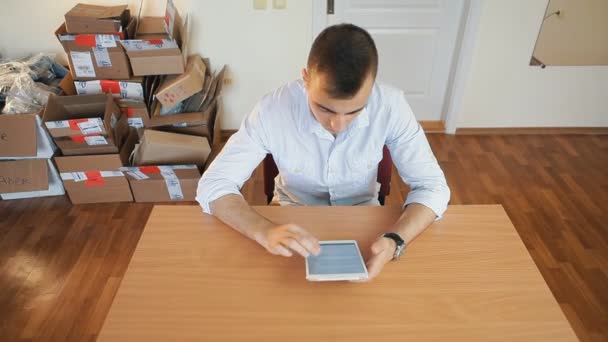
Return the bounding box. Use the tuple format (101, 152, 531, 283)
(97, 205, 576, 341)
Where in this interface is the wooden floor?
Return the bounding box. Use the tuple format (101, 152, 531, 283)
(1, 134, 607, 341)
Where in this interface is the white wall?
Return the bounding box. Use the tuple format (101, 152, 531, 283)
(189, 1, 312, 129)
(456, 0, 608, 128)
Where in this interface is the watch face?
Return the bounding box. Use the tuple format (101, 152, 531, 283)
(395, 244, 405, 258)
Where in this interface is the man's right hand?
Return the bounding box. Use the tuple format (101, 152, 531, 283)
(254, 224, 321, 258)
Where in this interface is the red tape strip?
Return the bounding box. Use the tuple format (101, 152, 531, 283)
(74, 35, 96, 47)
(68, 119, 89, 131)
(100, 80, 121, 94)
(84, 171, 105, 187)
(139, 166, 161, 174)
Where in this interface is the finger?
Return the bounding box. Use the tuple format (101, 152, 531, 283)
(371, 239, 386, 255)
(366, 253, 388, 280)
(283, 238, 310, 258)
(271, 244, 293, 257)
(295, 236, 321, 256)
(287, 225, 321, 255)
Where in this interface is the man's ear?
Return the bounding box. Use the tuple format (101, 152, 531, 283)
(302, 68, 309, 85)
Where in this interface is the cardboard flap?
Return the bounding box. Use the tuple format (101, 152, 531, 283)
(0, 159, 48, 193)
(55, 154, 124, 173)
(66, 4, 128, 20)
(0, 114, 37, 157)
(137, 17, 167, 35)
(119, 128, 140, 166)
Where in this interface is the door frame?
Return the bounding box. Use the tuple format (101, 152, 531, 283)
(311, 0, 483, 134)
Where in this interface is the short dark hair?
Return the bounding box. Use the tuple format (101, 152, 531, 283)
(307, 24, 378, 99)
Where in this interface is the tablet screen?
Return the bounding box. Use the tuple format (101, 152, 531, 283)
(307, 242, 366, 275)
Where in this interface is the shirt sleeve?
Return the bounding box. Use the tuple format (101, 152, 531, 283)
(196, 101, 270, 214)
(385, 91, 451, 219)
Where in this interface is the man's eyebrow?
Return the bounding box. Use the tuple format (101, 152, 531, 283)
(315, 102, 367, 115)
(315, 102, 337, 114)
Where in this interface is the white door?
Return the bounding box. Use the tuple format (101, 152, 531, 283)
(316, 0, 466, 121)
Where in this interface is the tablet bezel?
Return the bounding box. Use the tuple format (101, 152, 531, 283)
(305, 240, 369, 281)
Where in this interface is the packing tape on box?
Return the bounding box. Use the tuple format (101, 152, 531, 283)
(60, 171, 124, 187)
(69, 135, 108, 145)
(45, 118, 103, 135)
(120, 165, 198, 200)
(159, 166, 183, 200)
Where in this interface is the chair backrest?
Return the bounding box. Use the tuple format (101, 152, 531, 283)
(263, 145, 393, 205)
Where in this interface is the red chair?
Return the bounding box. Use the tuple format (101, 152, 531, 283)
(263, 145, 393, 205)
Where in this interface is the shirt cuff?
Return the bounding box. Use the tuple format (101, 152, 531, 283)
(196, 188, 244, 215)
(403, 190, 449, 220)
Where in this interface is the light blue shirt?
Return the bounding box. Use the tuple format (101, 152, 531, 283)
(197, 79, 450, 217)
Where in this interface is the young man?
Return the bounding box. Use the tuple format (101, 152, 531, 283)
(197, 24, 450, 280)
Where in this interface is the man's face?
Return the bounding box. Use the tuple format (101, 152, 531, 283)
(303, 68, 374, 135)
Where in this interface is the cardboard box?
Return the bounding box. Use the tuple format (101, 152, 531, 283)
(155, 55, 205, 109)
(120, 165, 200, 202)
(0, 159, 48, 193)
(116, 99, 149, 130)
(148, 97, 222, 145)
(64, 4, 129, 34)
(120, 0, 187, 76)
(120, 39, 185, 76)
(55, 154, 133, 204)
(45, 117, 108, 138)
(0, 114, 37, 157)
(55, 21, 136, 80)
(42, 94, 128, 156)
(1, 159, 64, 200)
(133, 130, 210, 167)
(0, 114, 57, 159)
(74, 78, 144, 100)
(53, 135, 119, 156)
(136, 17, 170, 40)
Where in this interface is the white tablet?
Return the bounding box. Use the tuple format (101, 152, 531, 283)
(305, 240, 369, 281)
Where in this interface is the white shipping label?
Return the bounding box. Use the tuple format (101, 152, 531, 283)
(93, 48, 112, 67)
(119, 82, 144, 100)
(127, 117, 144, 128)
(127, 170, 149, 180)
(45, 121, 70, 129)
(77, 119, 103, 134)
(120, 39, 179, 51)
(70, 51, 96, 78)
(100, 171, 124, 177)
(170, 165, 198, 170)
(75, 81, 101, 95)
(159, 168, 184, 200)
(84, 135, 108, 145)
(95, 34, 118, 48)
(72, 172, 87, 182)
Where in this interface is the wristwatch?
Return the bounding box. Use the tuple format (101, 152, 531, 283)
(382, 232, 406, 260)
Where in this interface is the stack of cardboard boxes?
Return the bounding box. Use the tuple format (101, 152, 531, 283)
(1, 0, 226, 205)
(0, 114, 64, 199)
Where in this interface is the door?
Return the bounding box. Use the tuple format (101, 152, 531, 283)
(316, 0, 466, 122)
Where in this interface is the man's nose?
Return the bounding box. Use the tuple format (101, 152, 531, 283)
(329, 115, 347, 132)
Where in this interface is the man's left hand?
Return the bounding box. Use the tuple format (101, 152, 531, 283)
(362, 237, 396, 281)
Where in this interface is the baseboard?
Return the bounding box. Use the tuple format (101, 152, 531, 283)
(455, 127, 608, 135)
(221, 121, 446, 141)
(419, 121, 445, 133)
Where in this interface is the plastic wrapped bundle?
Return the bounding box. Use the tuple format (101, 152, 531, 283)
(2, 73, 60, 114)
